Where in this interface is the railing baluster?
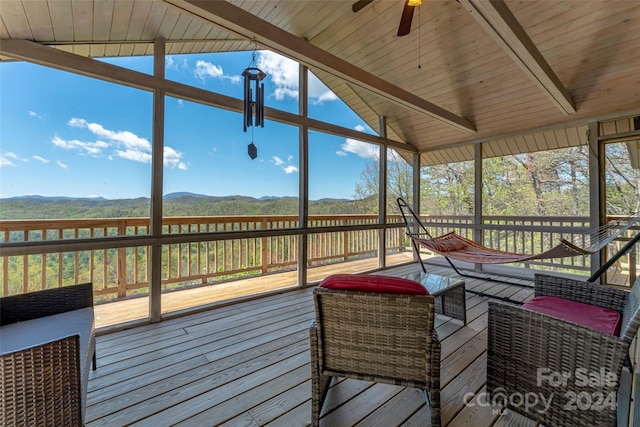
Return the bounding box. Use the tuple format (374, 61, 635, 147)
(90, 228, 95, 287)
(101, 228, 107, 293)
(41, 229, 46, 290)
(117, 221, 127, 298)
(59, 229, 63, 289)
(2, 230, 8, 296)
(22, 230, 28, 293)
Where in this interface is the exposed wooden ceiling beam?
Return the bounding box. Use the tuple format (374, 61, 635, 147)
(163, 0, 476, 134)
(459, 0, 576, 115)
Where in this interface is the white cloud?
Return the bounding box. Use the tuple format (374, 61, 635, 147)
(69, 118, 151, 152)
(1, 151, 33, 166)
(52, 136, 109, 157)
(166, 56, 178, 70)
(272, 154, 298, 174)
(0, 153, 15, 167)
(257, 51, 298, 101)
(114, 149, 151, 163)
(59, 118, 187, 169)
(194, 60, 241, 84)
(337, 125, 379, 159)
(56, 160, 68, 170)
(308, 75, 338, 104)
(340, 139, 379, 159)
(165, 55, 188, 72)
(257, 51, 337, 104)
(33, 155, 50, 163)
(164, 146, 187, 170)
(28, 110, 43, 119)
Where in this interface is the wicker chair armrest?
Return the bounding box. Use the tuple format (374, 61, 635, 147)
(1, 283, 94, 325)
(487, 300, 627, 426)
(534, 273, 627, 312)
(309, 320, 319, 355)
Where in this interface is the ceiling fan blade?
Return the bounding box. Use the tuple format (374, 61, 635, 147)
(352, 0, 375, 13)
(397, 0, 415, 37)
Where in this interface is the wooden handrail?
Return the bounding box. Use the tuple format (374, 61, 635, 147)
(1, 214, 636, 299)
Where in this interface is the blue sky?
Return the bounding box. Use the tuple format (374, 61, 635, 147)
(0, 50, 380, 201)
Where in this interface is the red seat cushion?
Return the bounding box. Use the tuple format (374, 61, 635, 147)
(523, 296, 621, 336)
(319, 274, 429, 295)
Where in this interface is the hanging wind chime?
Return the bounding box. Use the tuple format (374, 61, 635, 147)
(242, 41, 266, 160)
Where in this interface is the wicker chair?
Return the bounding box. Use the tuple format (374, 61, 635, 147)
(1, 283, 95, 427)
(310, 283, 441, 427)
(487, 273, 640, 427)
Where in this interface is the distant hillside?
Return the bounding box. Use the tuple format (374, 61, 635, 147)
(163, 192, 208, 200)
(9, 195, 108, 201)
(0, 194, 370, 220)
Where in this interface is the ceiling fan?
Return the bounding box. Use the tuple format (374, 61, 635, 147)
(352, 0, 422, 37)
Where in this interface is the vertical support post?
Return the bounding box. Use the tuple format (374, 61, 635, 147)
(149, 38, 165, 322)
(588, 121, 604, 282)
(412, 154, 420, 215)
(297, 64, 309, 287)
(412, 152, 421, 263)
(378, 116, 387, 269)
(474, 143, 484, 273)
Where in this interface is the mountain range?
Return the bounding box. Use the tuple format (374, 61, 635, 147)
(0, 193, 364, 220)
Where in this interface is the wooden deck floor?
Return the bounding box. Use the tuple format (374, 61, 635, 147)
(94, 253, 414, 329)
(87, 263, 542, 427)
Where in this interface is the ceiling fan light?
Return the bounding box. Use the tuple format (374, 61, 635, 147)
(408, 0, 422, 6)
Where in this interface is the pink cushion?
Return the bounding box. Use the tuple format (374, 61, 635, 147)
(523, 296, 621, 336)
(428, 232, 467, 252)
(319, 274, 429, 295)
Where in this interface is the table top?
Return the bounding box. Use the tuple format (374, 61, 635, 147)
(401, 272, 465, 297)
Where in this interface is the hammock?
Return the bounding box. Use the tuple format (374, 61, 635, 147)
(398, 198, 640, 264)
(413, 231, 591, 264)
(397, 197, 640, 289)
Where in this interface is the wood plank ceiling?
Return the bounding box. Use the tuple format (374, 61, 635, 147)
(1, 0, 639, 166)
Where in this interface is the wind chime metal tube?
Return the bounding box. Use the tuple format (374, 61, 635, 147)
(242, 67, 266, 132)
(242, 42, 266, 160)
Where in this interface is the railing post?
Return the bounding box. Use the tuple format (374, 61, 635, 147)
(261, 218, 268, 273)
(117, 221, 127, 298)
(343, 218, 349, 260)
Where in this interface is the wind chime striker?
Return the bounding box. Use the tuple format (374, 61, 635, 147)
(242, 46, 266, 160)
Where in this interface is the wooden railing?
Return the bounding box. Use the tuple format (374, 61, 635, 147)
(0, 215, 404, 300)
(1, 214, 636, 299)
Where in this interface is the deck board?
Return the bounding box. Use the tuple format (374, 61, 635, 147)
(87, 263, 537, 427)
(94, 253, 414, 329)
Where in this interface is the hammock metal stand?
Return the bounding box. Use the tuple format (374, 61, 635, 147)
(397, 197, 640, 303)
(587, 230, 640, 282)
(397, 198, 526, 303)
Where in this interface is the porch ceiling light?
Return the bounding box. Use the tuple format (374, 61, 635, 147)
(408, 0, 422, 6)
